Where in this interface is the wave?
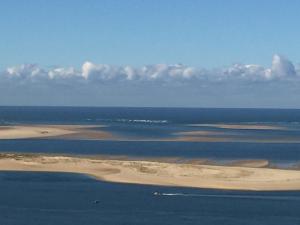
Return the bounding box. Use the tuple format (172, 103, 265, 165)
(0, 120, 10, 125)
(155, 192, 300, 201)
(91, 118, 169, 124)
(117, 119, 168, 124)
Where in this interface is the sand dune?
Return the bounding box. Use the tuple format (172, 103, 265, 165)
(0, 153, 300, 191)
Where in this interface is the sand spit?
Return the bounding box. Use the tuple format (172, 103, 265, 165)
(0, 153, 300, 191)
(0, 125, 112, 140)
(0, 125, 76, 139)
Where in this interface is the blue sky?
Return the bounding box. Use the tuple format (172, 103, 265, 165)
(0, 0, 300, 107)
(1, 0, 300, 68)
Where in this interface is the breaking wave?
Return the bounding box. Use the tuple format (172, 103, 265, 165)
(116, 119, 168, 124)
(90, 118, 169, 124)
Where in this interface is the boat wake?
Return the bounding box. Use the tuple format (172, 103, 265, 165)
(153, 192, 300, 201)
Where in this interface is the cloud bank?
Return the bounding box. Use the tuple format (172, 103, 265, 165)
(2, 54, 299, 84)
(1, 54, 300, 108)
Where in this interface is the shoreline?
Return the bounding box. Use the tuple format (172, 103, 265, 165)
(0, 153, 300, 191)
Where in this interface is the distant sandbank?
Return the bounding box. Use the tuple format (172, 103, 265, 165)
(189, 123, 285, 130)
(0, 125, 112, 140)
(1, 124, 300, 143)
(0, 153, 300, 191)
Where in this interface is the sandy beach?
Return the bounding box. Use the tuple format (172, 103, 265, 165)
(0, 153, 300, 191)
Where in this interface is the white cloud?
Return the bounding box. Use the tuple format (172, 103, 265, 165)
(221, 54, 298, 81)
(222, 64, 267, 80)
(270, 54, 296, 78)
(1, 54, 299, 84)
(48, 67, 78, 79)
(6, 64, 46, 79)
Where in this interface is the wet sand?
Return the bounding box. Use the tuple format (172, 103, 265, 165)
(175, 131, 223, 136)
(190, 124, 285, 130)
(224, 159, 270, 168)
(172, 128, 300, 143)
(0, 153, 300, 191)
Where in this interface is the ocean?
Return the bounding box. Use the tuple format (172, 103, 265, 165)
(1, 171, 300, 225)
(0, 106, 300, 224)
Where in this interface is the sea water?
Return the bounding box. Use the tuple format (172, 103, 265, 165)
(0, 171, 300, 225)
(0, 107, 300, 224)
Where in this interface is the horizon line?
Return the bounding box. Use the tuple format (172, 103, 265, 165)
(0, 105, 300, 110)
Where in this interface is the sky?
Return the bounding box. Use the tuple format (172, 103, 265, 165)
(1, 0, 300, 108)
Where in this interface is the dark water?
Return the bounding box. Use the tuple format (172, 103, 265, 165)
(1, 107, 300, 224)
(0, 171, 299, 225)
(0, 139, 300, 163)
(1, 106, 300, 124)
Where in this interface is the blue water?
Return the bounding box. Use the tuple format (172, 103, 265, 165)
(0, 171, 299, 225)
(1, 106, 300, 124)
(1, 106, 300, 224)
(0, 140, 299, 162)
(0, 106, 300, 163)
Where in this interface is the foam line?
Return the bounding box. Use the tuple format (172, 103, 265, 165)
(157, 193, 300, 201)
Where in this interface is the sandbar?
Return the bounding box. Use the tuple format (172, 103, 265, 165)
(0, 153, 300, 191)
(0, 125, 111, 140)
(1, 124, 299, 143)
(190, 124, 285, 130)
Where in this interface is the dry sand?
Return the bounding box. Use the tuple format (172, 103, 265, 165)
(0, 153, 300, 191)
(0, 125, 111, 140)
(0, 125, 76, 139)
